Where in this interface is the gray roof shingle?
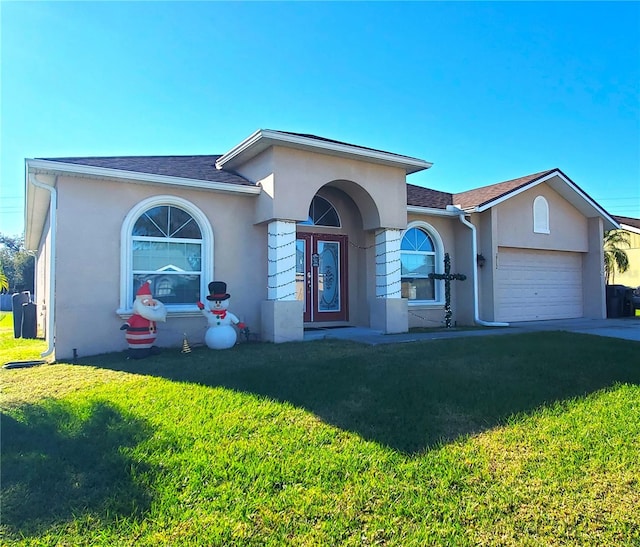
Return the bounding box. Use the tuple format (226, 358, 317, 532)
(273, 130, 427, 162)
(614, 215, 640, 230)
(406, 184, 453, 209)
(37, 153, 586, 216)
(38, 155, 254, 186)
(452, 169, 556, 209)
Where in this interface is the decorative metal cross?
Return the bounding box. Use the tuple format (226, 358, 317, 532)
(429, 253, 467, 328)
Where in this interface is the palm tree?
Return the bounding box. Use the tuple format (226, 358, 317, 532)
(0, 271, 8, 293)
(0, 263, 9, 293)
(604, 229, 630, 284)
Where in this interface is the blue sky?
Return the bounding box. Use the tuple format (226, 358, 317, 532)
(2, 1, 639, 237)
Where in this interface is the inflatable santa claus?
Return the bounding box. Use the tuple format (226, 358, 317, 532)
(120, 280, 167, 359)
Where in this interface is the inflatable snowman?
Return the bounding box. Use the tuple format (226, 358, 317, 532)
(197, 281, 246, 350)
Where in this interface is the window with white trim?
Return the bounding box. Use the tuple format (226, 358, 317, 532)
(533, 196, 550, 234)
(120, 197, 213, 313)
(400, 223, 443, 303)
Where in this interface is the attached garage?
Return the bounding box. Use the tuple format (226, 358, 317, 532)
(495, 247, 583, 322)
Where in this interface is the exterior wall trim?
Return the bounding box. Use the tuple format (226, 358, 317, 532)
(406, 205, 459, 217)
(619, 222, 640, 236)
(26, 159, 261, 195)
(216, 129, 433, 174)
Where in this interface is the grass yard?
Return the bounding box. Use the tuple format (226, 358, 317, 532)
(0, 312, 46, 364)
(1, 316, 639, 546)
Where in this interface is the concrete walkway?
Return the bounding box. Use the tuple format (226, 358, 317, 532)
(303, 316, 640, 345)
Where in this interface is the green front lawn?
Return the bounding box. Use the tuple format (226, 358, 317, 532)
(0, 312, 47, 364)
(1, 323, 639, 546)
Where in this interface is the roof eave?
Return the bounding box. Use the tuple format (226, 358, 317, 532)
(617, 222, 638, 234)
(24, 166, 55, 250)
(25, 159, 261, 195)
(474, 170, 618, 230)
(406, 205, 460, 217)
(216, 129, 433, 174)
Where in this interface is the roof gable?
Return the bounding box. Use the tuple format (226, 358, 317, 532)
(450, 168, 617, 231)
(216, 129, 433, 174)
(275, 131, 427, 163)
(452, 169, 556, 210)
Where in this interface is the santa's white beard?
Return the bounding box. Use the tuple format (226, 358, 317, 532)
(133, 299, 167, 322)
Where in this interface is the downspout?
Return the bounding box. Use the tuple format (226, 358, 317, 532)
(455, 210, 509, 327)
(28, 173, 57, 358)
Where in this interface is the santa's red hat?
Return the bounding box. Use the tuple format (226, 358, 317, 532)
(136, 281, 152, 297)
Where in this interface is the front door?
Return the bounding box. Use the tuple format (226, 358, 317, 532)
(296, 233, 348, 322)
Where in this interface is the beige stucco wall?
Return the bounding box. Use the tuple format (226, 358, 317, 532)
(612, 228, 640, 288)
(583, 217, 606, 318)
(496, 184, 588, 251)
(452, 217, 476, 325)
(476, 210, 496, 321)
(52, 174, 264, 360)
(237, 146, 408, 230)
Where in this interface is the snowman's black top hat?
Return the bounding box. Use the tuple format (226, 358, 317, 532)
(206, 281, 231, 301)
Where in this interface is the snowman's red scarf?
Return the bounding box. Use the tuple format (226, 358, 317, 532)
(210, 309, 227, 319)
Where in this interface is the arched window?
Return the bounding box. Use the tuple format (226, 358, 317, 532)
(533, 196, 550, 234)
(400, 223, 443, 303)
(119, 196, 213, 314)
(298, 196, 340, 227)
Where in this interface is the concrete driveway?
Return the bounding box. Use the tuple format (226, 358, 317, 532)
(509, 316, 640, 343)
(304, 316, 640, 345)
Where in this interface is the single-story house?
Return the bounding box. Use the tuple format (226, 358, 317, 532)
(25, 129, 618, 360)
(611, 216, 640, 288)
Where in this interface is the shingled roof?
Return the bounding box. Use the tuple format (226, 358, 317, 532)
(37, 155, 254, 186)
(452, 169, 557, 210)
(35, 153, 604, 220)
(274, 131, 428, 163)
(406, 184, 453, 209)
(614, 215, 640, 230)
(405, 169, 566, 211)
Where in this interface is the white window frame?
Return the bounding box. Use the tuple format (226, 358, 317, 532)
(117, 195, 213, 317)
(401, 221, 445, 306)
(298, 195, 342, 228)
(533, 195, 550, 234)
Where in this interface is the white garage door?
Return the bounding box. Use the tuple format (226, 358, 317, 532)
(496, 248, 583, 322)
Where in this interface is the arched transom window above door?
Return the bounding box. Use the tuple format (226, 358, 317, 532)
(298, 196, 341, 227)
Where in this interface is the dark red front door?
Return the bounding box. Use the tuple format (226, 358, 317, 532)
(296, 233, 348, 323)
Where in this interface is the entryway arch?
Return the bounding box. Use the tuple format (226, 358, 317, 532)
(295, 182, 378, 326)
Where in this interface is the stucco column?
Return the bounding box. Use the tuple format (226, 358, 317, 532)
(267, 220, 297, 301)
(370, 228, 408, 333)
(583, 217, 606, 318)
(262, 220, 304, 342)
(374, 228, 402, 298)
